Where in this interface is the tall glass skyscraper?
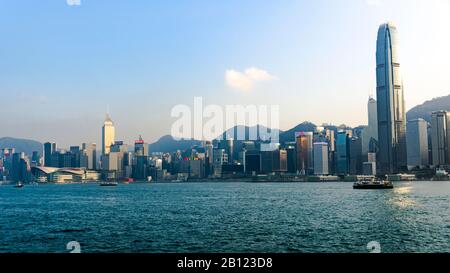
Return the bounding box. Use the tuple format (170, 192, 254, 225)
(376, 22, 407, 174)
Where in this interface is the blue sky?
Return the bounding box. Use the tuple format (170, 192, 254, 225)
(1, 0, 450, 147)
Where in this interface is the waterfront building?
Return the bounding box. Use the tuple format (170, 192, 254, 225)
(430, 111, 450, 166)
(102, 113, 115, 155)
(134, 136, 149, 156)
(213, 149, 228, 177)
(285, 144, 296, 173)
(11, 152, 24, 182)
(336, 131, 350, 175)
(376, 22, 407, 174)
(81, 143, 97, 170)
(406, 119, 429, 168)
(295, 132, 313, 175)
(245, 151, 261, 175)
(70, 146, 81, 167)
(260, 150, 273, 174)
(43, 142, 57, 167)
(109, 141, 128, 179)
(219, 139, 234, 164)
(361, 97, 378, 160)
(349, 137, 363, 175)
(189, 159, 204, 178)
(31, 151, 41, 167)
(273, 149, 287, 173)
(313, 142, 329, 175)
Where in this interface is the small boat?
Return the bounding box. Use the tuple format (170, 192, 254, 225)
(353, 180, 393, 189)
(14, 182, 24, 188)
(100, 182, 118, 187)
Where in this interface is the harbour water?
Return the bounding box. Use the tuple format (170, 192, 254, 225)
(0, 182, 449, 253)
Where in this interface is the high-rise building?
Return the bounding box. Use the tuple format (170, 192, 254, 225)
(43, 142, 57, 167)
(102, 113, 115, 156)
(430, 111, 450, 166)
(376, 22, 407, 174)
(213, 149, 228, 177)
(245, 151, 261, 174)
(134, 136, 149, 156)
(81, 143, 97, 170)
(349, 137, 363, 175)
(285, 144, 297, 173)
(313, 142, 329, 175)
(336, 131, 350, 175)
(70, 146, 81, 167)
(295, 132, 313, 175)
(31, 151, 41, 167)
(406, 119, 429, 168)
(362, 97, 378, 158)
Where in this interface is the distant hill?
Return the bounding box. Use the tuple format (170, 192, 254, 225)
(407, 95, 450, 123)
(148, 123, 318, 152)
(149, 135, 202, 153)
(279, 122, 317, 144)
(0, 137, 42, 155)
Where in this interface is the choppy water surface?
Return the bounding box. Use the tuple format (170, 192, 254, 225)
(0, 182, 449, 253)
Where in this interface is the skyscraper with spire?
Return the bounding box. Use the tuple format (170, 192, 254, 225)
(376, 22, 407, 174)
(102, 113, 115, 155)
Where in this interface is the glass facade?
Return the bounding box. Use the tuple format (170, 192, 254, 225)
(376, 22, 407, 174)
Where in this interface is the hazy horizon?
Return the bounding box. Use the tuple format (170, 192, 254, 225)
(1, 0, 450, 147)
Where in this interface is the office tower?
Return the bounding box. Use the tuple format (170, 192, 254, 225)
(219, 139, 234, 164)
(70, 146, 81, 167)
(81, 143, 97, 170)
(132, 137, 149, 180)
(134, 136, 149, 156)
(362, 97, 378, 158)
(51, 151, 61, 167)
(314, 142, 329, 175)
(431, 111, 450, 166)
(213, 149, 228, 177)
(245, 151, 261, 174)
(109, 141, 128, 178)
(406, 119, 429, 167)
(363, 152, 377, 175)
(102, 113, 115, 155)
(336, 131, 350, 175)
(286, 145, 297, 173)
(273, 149, 287, 173)
(11, 152, 24, 182)
(376, 22, 407, 174)
(62, 151, 73, 168)
(349, 137, 362, 175)
(189, 160, 204, 178)
(123, 151, 133, 178)
(295, 132, 313, 175)
(205, 141, 214, 164)
(31, 151, 40, 167)
(43, 142, 57, 167)
(260, 150, 273, 173)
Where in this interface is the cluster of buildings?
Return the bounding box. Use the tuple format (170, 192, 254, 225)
(1, 22, 450, 183)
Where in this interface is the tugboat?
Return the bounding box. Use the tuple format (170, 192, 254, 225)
(353, 180, 394, 189)
(14, 182, 24, 188)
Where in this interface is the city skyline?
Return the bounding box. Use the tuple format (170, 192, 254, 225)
(1, 0, 450, 148)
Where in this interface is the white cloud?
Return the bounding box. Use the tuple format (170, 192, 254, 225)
(225, 67, 276, 92)
(66, 0, 81, 6)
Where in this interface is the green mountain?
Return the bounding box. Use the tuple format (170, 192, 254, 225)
(407, 95, 450, 123)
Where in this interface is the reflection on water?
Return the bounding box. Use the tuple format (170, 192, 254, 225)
(0, 181, 449, 253)
(390, 185, 415, 208)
